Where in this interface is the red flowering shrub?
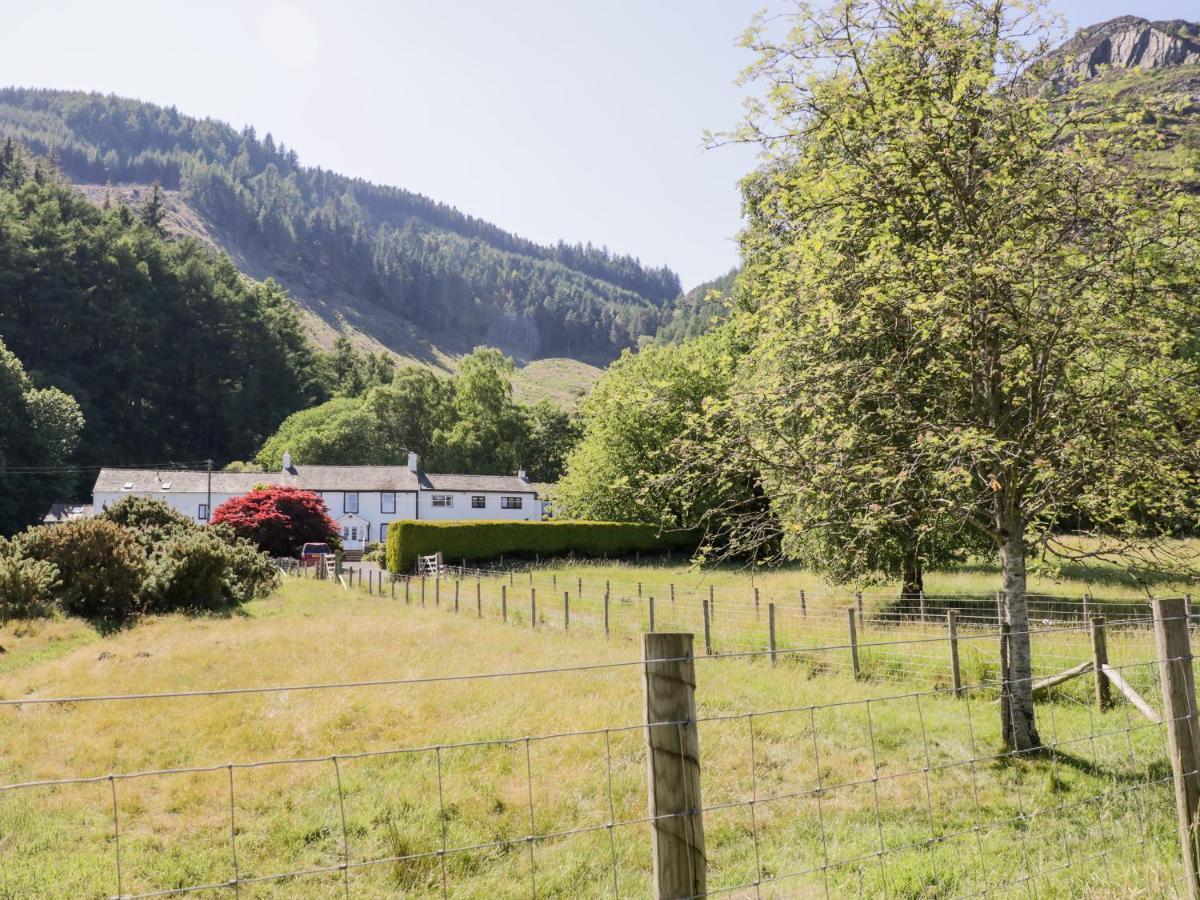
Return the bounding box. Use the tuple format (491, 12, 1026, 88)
(211, 486, 338, 557)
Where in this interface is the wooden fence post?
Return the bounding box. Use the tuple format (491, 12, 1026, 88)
(564, 591, 570, 633)
(848, 607, 860, 680)
(454, 580, 460, 614)
(420, 576, 426, 607)
(578, 577, 582, 599)
(476, 581, 482, 618)
(703, 599, 713, 656)
(948, 610, 962, 697)
(435, 577, 441, 607)
(501, 584, 508, 623)
(768, 603, 777, 667)
(642, 632, 706, 900)
(531, 588, 537, 629)
(671, 583, 675, 606)
(405, 576, 410, 605)
(800, 590, 806, 619)
(649, 596, 656, 634)
(919, 590, 926, 624)
(1091, 616, 1111, 711)
(755, 587, 760, 619)
(604, 591, 610, 637)
(1153, 597, 1200, 898)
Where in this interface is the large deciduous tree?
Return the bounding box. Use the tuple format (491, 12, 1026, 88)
(0, 338, 84, 535)
(723, 0, 1200, 752)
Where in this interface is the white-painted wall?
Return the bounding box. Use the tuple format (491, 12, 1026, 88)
(93, 487, 543, 548)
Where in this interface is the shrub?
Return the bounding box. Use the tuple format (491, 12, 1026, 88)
(0, 553, 60, 622)
(207, 524, 280, 601)
(99, 495, 194, 530)
(144, 529, 238, 613)
(211, 486, 339, 557)
(385, 520, 700, 574)
(18, 519, 147, 622)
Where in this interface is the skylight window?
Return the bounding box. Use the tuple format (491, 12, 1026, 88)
(122, 482, 134, 490)
(160, 482, 172, 491)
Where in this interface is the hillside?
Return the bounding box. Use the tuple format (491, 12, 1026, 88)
(0, 88, 681, 368)
(1042, 17, 1200, 191)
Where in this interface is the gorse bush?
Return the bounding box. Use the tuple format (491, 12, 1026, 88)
(0, 543, 60, 622)
(7, 499, 279, 625)
(386, 520, 700, 573)
(99, 495, 194, 531)
(17, 518, 148, 623)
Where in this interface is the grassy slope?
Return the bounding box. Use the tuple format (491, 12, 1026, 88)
(0, 567, 1183, 898)
(510, 358, 604, 411)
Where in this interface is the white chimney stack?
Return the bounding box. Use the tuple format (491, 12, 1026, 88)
(518, 468, 528, 482)
(282, 451, 292, 472)
(407, 452, 420, 473)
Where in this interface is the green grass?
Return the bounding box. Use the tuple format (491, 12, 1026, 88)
(511, 358, 604, 411)
(0, 573, 1186, 897)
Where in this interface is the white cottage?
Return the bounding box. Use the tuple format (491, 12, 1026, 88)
(92, 453, 547, 555)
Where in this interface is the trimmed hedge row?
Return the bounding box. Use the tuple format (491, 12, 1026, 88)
(385, 520, 700, 574)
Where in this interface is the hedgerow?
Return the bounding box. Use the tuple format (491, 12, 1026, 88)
(385, 520, 699, 574)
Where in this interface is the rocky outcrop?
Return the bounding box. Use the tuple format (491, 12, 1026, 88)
(1051, 16, 1200, 83)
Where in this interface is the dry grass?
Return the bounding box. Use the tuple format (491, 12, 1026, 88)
(0, 574, 1185, 897)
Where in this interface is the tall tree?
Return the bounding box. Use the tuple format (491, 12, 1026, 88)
(722, 0, 1200, 751)
(0, 338, 84, 534)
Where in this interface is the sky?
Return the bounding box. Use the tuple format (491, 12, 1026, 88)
(2, 1, 1196, 288)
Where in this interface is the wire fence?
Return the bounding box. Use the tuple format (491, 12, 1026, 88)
(322, 565, 1182, 702)
(1, 592, 1196, 897)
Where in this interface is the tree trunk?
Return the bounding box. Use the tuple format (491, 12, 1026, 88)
(900, 541, 924, 599)
(999, 528, 1041, 752)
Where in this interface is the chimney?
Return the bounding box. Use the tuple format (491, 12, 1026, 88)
(282, 451, 293, 472)
(518, 468, 528, 482)
(407, 452, 420, 473)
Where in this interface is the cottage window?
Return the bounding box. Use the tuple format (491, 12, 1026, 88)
(381, 492, 396, 514)
(344, 492, 359, 513)
(198, 504, 209, 521)
(432, 495, 453, 508)
(471, 495, 486, 509)
(501, 496, 523, 510)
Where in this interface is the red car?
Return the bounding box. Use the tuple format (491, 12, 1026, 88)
(299, 542, 332, 566)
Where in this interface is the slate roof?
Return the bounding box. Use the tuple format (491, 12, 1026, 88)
(43, 503, 93, 523)
(419, 473, 536, 493)
(93, 466, 539, 495)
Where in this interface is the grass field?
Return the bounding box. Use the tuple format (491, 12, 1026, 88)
(0, 568, 1188, 898)
(511, 358, 605, 411)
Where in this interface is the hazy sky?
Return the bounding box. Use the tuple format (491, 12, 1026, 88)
(3, 1, 1195, 287)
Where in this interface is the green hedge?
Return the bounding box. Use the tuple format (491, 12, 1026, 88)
(385, 520, 700, 574)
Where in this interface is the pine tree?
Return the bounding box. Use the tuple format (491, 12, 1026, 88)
(140, 182, 167, 231)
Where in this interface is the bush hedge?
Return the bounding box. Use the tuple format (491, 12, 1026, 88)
(2, 498, 279, 626)
(385, 520, 700, 574)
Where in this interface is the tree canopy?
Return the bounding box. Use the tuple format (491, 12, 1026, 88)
(0, 88, 682, 358)
(0, 337, 84, 534)
(256, 349, 579, 483)
(707, 0, 1200, 751)
(0, 149, 327, 483)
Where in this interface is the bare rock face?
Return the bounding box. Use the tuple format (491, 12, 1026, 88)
(1053, 16, 1200, 82)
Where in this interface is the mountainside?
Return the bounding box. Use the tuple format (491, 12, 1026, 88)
(0, 88, 681, 367)
(1042, 17, 1200, 192)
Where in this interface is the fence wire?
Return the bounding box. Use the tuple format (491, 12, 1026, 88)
(0, 578, 1193, 897)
